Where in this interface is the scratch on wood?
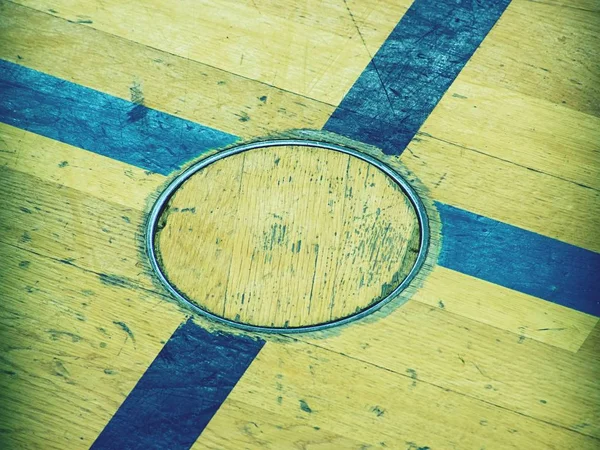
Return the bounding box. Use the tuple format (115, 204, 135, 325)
(113, 321, 136, 344)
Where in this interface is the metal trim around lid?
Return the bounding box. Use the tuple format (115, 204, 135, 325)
(146, 139, 430, 333)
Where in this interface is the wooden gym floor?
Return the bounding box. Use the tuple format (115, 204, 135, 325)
(0, 0, 599, 448)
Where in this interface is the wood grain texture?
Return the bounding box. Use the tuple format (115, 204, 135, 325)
(464, 0, 600, 118)
(298, 300, 600, 440)
(197, 338, 599, 449)
(6, 0, 597, 253)
(401, 0, 600, 252)
(422, 80, 600, 191)
(577, 322, 600, 362)
(0, 1, 335, 139)
(11, 0, 411, 105)
(526, 0, 600, 12)
(0, 166, 153, 289)
(4, 125, 593, 352)
(323, 0, 511, 154)
(417, 266, 598, 352)
(0, 167, 259, 449)
(156, 145, 421, 328)
(419, 0, 600, 187)
(1, 0, 599, 447)
(0, 123, 164, 210)
(0, 187, 190, 450)
(401, 132, 600, 253)
(1, 166, 597, 449)
(0, 240, 184, 450)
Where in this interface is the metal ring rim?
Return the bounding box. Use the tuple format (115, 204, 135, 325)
(145, 139, 430, 334)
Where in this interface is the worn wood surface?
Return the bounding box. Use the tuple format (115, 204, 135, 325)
(10, 0, 411, 105)
(0, 0, 598, 449)
(156, 144, 420, 328)
(0, 2, 335, 139)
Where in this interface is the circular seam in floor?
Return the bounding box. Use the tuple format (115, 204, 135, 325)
(146, 139, 430, 333)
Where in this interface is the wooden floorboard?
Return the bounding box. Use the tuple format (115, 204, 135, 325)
(0, 0, 598, 448)
(0, 2, 335, 139)
(198, 338, 598, 449)
(10, 0, 412, 104)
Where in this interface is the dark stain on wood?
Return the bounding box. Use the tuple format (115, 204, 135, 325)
(299, 399, 312, 413)
(112, 321, 135, 343)
(99, 273, 129, 288)
(371, 405, 385, 417)
(47, 330, 81, 342)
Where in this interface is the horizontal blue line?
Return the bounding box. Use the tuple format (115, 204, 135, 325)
(91, 319, 264, 450)
(0, 59, 239, 175)
(437, 203, 599, 316)
(322, 0, 598, 314)
(1, 57, 597, 318)
(4, 2, 594, 448)
(324, 0, 511, 155)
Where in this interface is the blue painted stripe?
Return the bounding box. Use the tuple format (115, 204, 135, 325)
(321, 0, 600, 315)
(324, 0, 511, 155)
(0, 59, 238, 175)
(1, 58, 598, 318)
(437, 203, 600, 316)
(91, 319, 264, 450)
(3, 4, 594, 448)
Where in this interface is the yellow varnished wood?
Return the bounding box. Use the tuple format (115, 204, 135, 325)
(298, 299, 600, 439)
(416, 266, 598, 352)
(290, 133, 599, 353)
(400, 0, 600, 252)
(0, 240, 184, 449)
(422, 79, 600, 190)
(401, 133, 600, 252)
(12, 0, 411, 105)
(0, 166, 152, 287)
(576, 322, 600, 362)
(0, 123, 164, 210)
(3, 118, 595, 352)
(199, 398, 371, 449)
(157, 145, 420, 328)
(1, 0, 599, 447)
(0, 2, 335, 138)
(197, 338, 599, 449)
(5, 118, 594, 351)
(6, 0, 598, 255)
(4, 147, 595, 446)
(0, 167, 260, 449)
(0, 165, 193, 449)
(533, 1, 600, 13)
(464, 0, 600, 118)
(2, 125, 597, 448)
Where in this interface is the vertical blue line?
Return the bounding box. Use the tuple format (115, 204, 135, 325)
(2, 0, 597, 445)
(91, 319, 264, 450)
(324, 0, 511, 154)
